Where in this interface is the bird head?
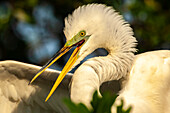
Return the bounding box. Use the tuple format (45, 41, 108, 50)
(29, 4, 136, 101)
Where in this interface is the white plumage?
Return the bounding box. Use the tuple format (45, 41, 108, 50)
(0, 61, 71, 113)
(112, 50, 170, 113)
(0, 3, 170, 113)
(64, 4, 137, 70)
(67, 3, 137, 107)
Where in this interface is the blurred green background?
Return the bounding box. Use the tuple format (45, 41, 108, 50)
(0, 0, 170, 70)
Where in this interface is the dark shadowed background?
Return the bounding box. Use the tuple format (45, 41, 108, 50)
(0, 0, 170, 72)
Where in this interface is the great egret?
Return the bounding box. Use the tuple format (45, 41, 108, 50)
(0, 60, 72, 113)
(112, 50, 170, 113)
(29, 4, 137, 103)
(0, 60, 118, 113)
(0, 3, 169, 113)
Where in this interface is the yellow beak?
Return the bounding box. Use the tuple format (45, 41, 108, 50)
(29, 40, 85, 101)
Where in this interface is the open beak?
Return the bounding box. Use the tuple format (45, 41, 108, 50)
(29, 39, 85, 101)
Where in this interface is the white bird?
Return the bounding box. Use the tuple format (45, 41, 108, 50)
(0, 60, 72, 113)
(0, 60, 119, 113)
(112, 50, 170, 113)
(0, 3, 170, 113)
(29, 3, 137, 103)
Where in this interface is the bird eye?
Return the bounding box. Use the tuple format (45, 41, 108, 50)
(80, 31, 86, 37)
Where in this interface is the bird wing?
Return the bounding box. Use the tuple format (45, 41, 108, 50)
(114, 50, 170, 113)
(0, 60, 72, 113)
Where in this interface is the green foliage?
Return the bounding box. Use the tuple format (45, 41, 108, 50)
(117, 100, 131, 113)
(64, 91, 131, 113)
(0, 0, 169, 66)
(64, 99, 90, 113)
(126, 0, 170, 52)
(91, 91, 117, 113)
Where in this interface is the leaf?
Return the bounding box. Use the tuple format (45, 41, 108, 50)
(91, 91, 118, 113)
(64, 91, 131, 113)
(91, 91, 101, 112)
(117, 100, 132, 113)
(63, 98, 90, 113)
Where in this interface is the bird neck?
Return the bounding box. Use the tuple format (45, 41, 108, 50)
(70, 50, 135, 107)
(87, 51, 135, 82)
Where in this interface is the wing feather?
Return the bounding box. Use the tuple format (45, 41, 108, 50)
(0, 60, 72, 113)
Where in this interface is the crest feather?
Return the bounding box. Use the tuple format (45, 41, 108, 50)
(64, 4, 137, 53)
